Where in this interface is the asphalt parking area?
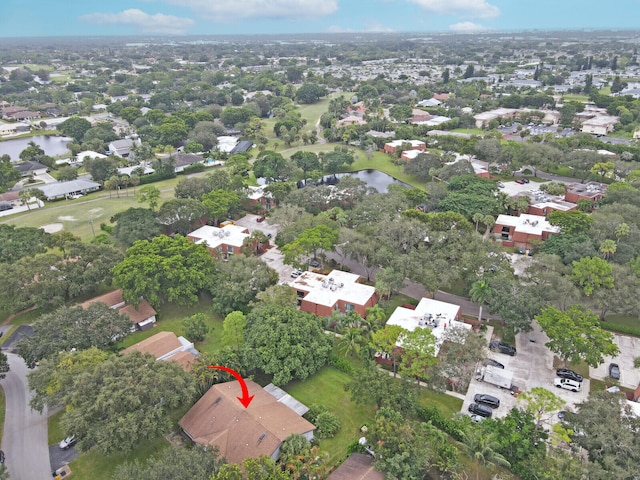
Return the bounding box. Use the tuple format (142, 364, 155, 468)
(0, 325, 33, 353)
(590, 333, 640, 389)
(463, 323, 589, 420)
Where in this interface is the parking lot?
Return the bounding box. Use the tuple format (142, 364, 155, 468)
(590, 333, 640, 390)
(463, 323, 589, 420)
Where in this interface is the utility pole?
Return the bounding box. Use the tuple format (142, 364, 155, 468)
(89, 215, 95, 238)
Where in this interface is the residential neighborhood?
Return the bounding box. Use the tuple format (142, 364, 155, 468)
(1, 24, 640, 480)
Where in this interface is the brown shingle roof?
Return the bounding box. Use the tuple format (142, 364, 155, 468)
(328, 453, 384, 480)
(119, 300, 156, 324)
(167, 350, 197, 371)
(179, 380, 315, 465)
(80, 289, 125, 309)
(121, 331, 181, 358)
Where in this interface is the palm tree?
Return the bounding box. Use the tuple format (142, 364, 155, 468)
(469, 277, 492, 322)
(19, 190, 32, 210)
(599, 239, 617, 260)
(336, 327, 365, 358)
(365, 304, 387, 329)
(472, 212, 484, 233)
(463, 428, 511, 480)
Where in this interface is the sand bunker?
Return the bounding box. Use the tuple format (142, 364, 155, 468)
(41, 223, 64, 233)
(87, 208, 104, 217)
(58, 216, 77, 221)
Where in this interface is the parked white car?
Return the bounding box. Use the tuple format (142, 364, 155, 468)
(554, 377, 581, 392)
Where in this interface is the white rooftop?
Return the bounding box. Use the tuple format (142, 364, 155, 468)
(247, 185, 272, 201)
(76, 150, 107, 161)
(188, 224, 250, 249)
(290, 270, 375, 308)
(117, 165, 155, 176)
(529, 200, 575, 212)
(386, 297, 470, 355)
(385, 139, 425, 148)
(401, 149, 425, 160)
(496, 213, 560, 236)
(217, 136, 239, 153)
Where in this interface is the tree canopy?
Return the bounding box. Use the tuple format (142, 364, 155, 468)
(18, 303, 132, 365)
(113, 234, 215, 306)
(243, 305, 332, 385)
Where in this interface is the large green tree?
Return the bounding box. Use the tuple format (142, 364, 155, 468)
(0, 156, 21, 193)
(57, 116, 92, 142)
(209, 254, 278, 315)
(0, 224, 50, 264)
(398, 327, 438, 385)
(243, 305, 332, 385)
(281, 224, 339, 266)
(571, 256, 614, 296)
(535, 305, 619, 367)
(113, 235, 215, 306)
(110, 207, 160, 247)
(18, 303, 131, 365)
(202, 189, 241, 226)
(62, 351, 196, 454)
(157, 198, 208, 235)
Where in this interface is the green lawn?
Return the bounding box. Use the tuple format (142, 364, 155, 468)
(116, 293, 224, 355)
(284, 367, 376, 466)
(7, 308, 43, 326)
(417, 388, 463, 418)
(451, 128, 485, 135)
(601, 314, 640, 337)
(48, 410, 65, 445)
(562, 93, 590, 103)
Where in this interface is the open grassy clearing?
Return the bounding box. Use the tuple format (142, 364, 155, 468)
(48, 410, 65, 445)
(601, 314, 640, 337)
(284, 366, 376, 466)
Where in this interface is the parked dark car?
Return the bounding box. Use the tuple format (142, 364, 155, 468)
(515, 179, 525, 184)
(609, 363, 621, 380)
(556, 368, 583, 383)
(489, 341, 517, 356)
(474, 394, 500, 408)
(256, 216, 266, 222)
(468, 403, 493, 418)
(307, 258, 320, 268)
(484, 359, 505, 369)
(521, 178, 530, 183)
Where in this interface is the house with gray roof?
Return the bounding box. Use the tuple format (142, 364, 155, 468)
(38, 179, 101, 201)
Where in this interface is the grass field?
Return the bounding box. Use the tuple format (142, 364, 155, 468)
(116, 293, 225, 355)
(284, 367, 376, 466)
(601, 314, 640, 337)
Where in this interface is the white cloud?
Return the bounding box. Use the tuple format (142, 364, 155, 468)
(161, 0, 338, 21)
(450, 21, 489, 32)
(409, 0, 500, 18)
(80, 9, 195, 35)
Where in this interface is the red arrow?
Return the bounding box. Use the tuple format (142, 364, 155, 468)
(206, 366, 254, 408)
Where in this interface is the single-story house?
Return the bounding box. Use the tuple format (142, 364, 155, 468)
(230, 140, 254, 155)
(80, 289, 157, 331)
(121, 331, 199, 371)
(172, 153, 205, 173)
(493, 213, 560, 248)
(289, 270, 378, 318)
(474, 108, 519, 128)
(187, 224, 251, 259)
(385, 297, 470, 356)
(108, 138, 141, 158)
(13, 160, 48, 177)
(1, 106, 28, 119)
(383, 140, 426, 155)
(0, 121, 30, 136)
(401, 149, 427, 161)
(564, 182, 607, 204)
(417, 98, 442, 108)
(633, 129, 640, 140)
(75, 150, 107, 163)
(37, 179, 101, 201)
(328, 453, 384, 480)
(117, 165, 155, 176)
(9, 110, 40, 121)
(217, 136, 240, 153)
(179, 380, 315, 465)
(336, 115, 367, 128)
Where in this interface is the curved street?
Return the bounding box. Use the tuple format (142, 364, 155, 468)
(0, 353, 51, 480)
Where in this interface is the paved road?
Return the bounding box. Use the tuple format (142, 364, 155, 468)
(0, 353, 51, 480)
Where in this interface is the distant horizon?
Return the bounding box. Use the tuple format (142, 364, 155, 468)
(1, 1, 640, 39)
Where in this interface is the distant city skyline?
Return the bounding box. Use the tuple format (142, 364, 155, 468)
(1, 0, 639, 38)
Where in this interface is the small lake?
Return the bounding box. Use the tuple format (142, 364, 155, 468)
(332, 169, 410, 193)
(0, 135, 72, 161)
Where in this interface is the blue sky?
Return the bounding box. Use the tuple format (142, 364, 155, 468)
(0, 0, 639, 37)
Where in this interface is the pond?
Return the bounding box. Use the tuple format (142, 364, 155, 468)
(331, 169, 410, 193)
(0, 135, 72, 161)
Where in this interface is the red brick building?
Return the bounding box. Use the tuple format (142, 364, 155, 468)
(187, 224, 250, 259)
(493, 213, 560, 248)
(564, 182, 607, 204)
(383, 139, 426, 155)
(289, 270, 378, 318)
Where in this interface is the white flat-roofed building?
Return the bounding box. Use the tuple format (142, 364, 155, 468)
(493, 213, 560, 247)
(581, 115, 619, 136)
(290, 270, 378, 318)
(187, 224, 250, 259)
(401, 149, 426, 161)
(474, 108, 519, 128)
(383, 139, 426, 154)
(386, 297, 470, 355)
(75, 150, 107, 163)
(117, 165, 155, 176)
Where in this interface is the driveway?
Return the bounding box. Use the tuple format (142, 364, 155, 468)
(0, 325, 33, 353)
(590, 333, 640, 390)
(0, 353, 51, 480)
(49, 444, 79, 473)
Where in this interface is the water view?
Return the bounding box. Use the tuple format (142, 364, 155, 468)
(0, 135, 72, 161)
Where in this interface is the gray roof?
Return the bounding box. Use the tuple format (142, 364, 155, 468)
(263, 383, 310, 416)
(230, 140, 253, 154)
(13, 161, 48, 173)
(38, 179, 101, 199)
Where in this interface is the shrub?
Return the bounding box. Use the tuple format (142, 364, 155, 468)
(305, 403, 328, 424)
(316, 411, 340, 438)
(329, 355, 355, 375)
(417, 406, 465, 442)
